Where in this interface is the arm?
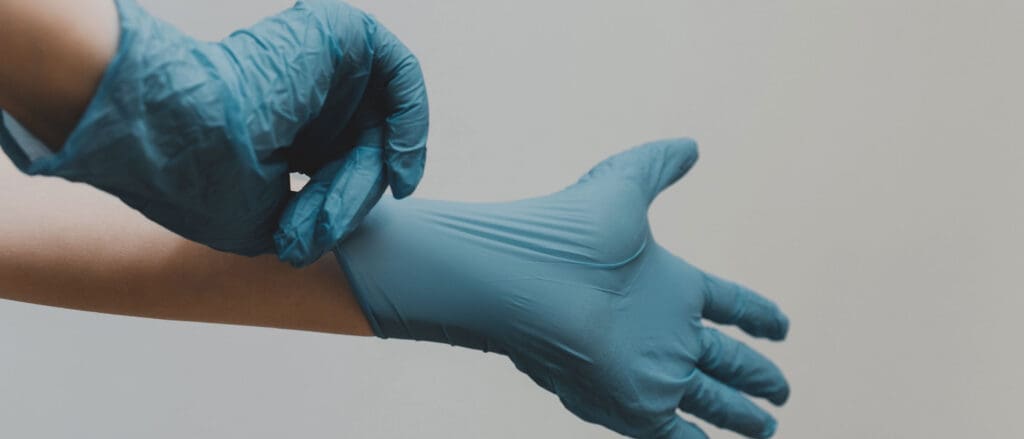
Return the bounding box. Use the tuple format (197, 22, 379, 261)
(0, 0, 119, 149)
(335, 139, 789, 438)
(0, 166, 373, 336)
(0, 0, 428, 265)
(1, 139, 790, 439)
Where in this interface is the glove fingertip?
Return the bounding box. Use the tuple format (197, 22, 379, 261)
(774, 312, 791, 341)
(770, 384, 791, 406)
(759, 418, 778, 439)
(391, 181, 415, 199)
(386, 151, 425, 199)
(274, 231, 313, 267)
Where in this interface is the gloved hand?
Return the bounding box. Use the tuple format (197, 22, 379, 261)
(0, 0, 427, 266)
(335, 139, 790, 438)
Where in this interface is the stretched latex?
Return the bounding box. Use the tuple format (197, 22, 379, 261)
(336, 139, 790, 438)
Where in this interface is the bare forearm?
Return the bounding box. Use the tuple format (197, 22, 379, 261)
(0, 0, 119, 148)
(0, 232, 374, 336)
(0, 169, 374, 336)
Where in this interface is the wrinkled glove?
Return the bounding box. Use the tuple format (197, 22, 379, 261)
(0, 0, 428, 266)
(335, 139, 790, 438)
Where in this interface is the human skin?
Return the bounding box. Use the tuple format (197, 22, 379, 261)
(0, 0, 376, 335)
(0, 0, 360, 324)
(0, 141, 788, 438)
(0, 173, 375, 336)
(0, 0, 383, 335)
(0, 3, 786, 436)
(0, 0, 119, 149)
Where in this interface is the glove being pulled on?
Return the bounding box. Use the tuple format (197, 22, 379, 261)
(335, 139, 790, 439)
(0, 0, 428, 266)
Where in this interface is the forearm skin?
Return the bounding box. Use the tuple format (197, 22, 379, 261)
(0, 172, 373, 336)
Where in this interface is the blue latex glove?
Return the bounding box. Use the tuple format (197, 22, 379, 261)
(335, 139, 790, 439)
(0, 0, 428, 266)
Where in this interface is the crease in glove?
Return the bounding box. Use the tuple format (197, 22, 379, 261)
(0, 0, 428, 265)
(334, 139, 791, 439)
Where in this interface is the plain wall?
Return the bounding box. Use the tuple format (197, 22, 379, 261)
(2, 0, 1022, 437)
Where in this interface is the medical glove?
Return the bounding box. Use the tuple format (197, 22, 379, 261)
(0, 0, 428, 266)
(335, 139, 790, 439)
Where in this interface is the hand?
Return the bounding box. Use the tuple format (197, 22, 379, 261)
(0, 0, 427, 266)
(273, 0, 429, 266)
(336, 139, 790, 438)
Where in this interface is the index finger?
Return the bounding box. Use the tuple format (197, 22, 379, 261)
(371, 21, 428, 199)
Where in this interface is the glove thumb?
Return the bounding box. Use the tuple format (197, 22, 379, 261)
(275, 135, 388, 267)
(576, 138, 699, 205)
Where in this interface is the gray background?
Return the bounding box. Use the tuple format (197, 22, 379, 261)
(2, 0, 1022, 437)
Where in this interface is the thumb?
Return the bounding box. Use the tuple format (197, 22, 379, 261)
(577, 138, 699, 204)
(275, 130, 388, 267)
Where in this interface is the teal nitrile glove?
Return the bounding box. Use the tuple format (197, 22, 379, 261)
(0, 0, 428, 266)
(335, 139, 790, 439)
